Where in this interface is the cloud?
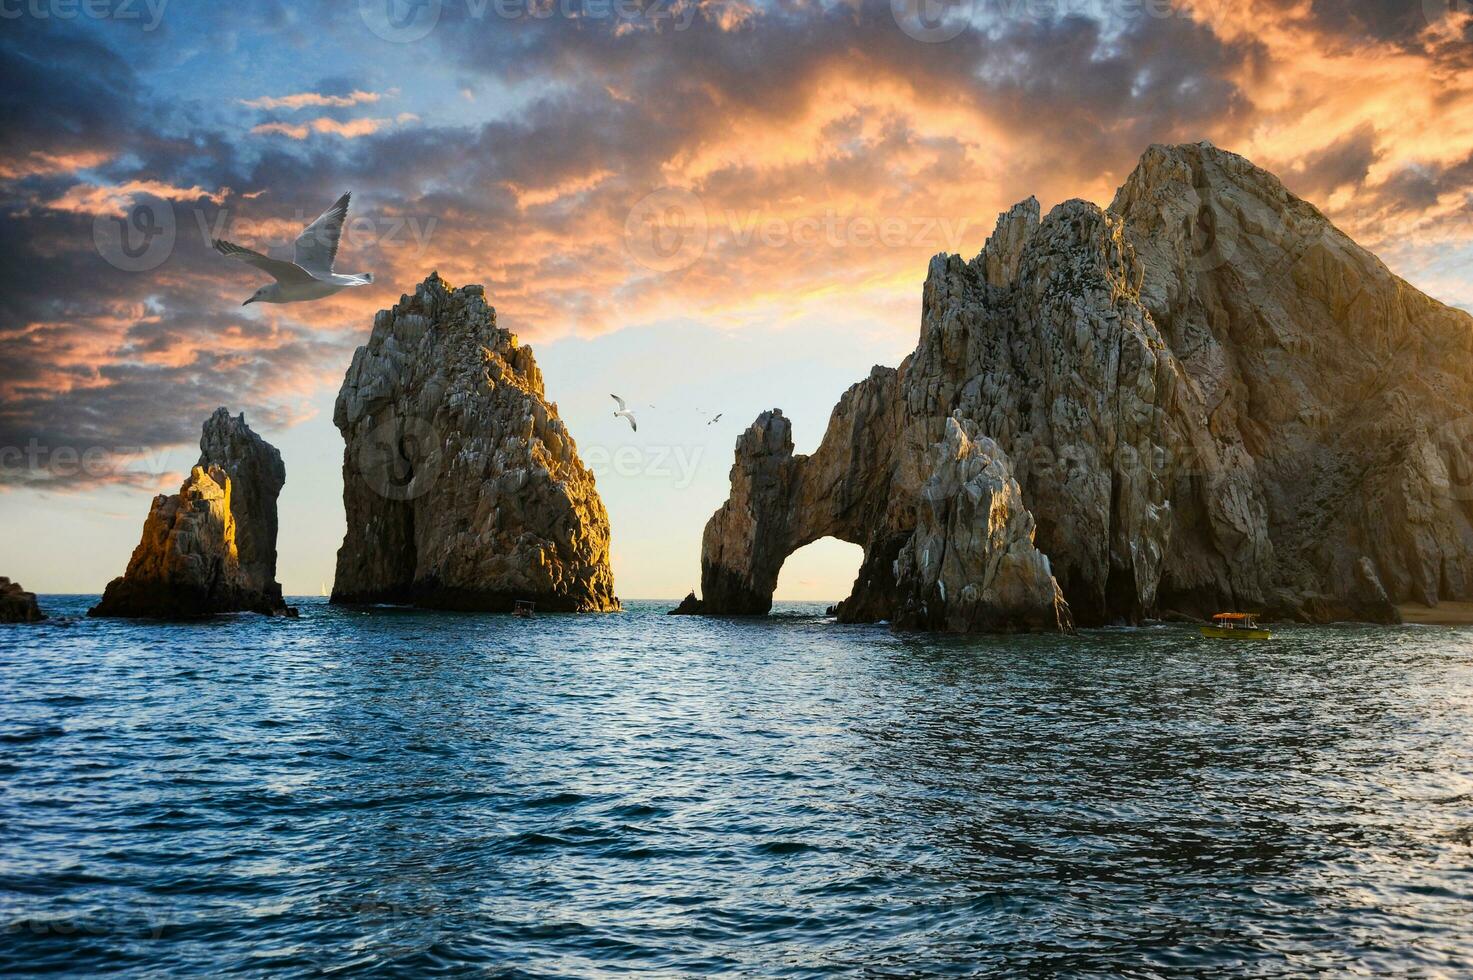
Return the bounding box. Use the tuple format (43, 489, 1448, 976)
(4, 0, 1473, 490)
(1279, 124, 1383, 199)
(0, 150, 112, 180)
(44, 180, 230, 217)
(240, 89, 388, 110)
(250, 117, 403, 139)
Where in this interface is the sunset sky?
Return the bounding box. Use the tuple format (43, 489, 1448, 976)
(3, 0, 1472, 599)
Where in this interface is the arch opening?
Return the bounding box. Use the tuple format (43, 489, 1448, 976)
(773, 537, 865, 606)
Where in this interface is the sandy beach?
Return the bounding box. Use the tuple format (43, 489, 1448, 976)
(1398, 602, 1473, 626)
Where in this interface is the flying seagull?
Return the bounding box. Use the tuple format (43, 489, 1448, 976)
(611, 394, 637, 432)
(214, 192, 373, 305)
(707, 413, 723, 425)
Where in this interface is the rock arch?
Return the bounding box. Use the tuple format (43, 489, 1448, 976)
(697, 142, 1473, 628)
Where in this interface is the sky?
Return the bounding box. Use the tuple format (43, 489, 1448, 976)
(2, 0, 1472, 600)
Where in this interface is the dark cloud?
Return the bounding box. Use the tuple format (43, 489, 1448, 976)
(1280, 123, 1382, 199)
(0, 197, 353, 489)
(0, 18, 141, 171)
(1301, 0, 1431, 41)
(1366, 151, 1473, 217)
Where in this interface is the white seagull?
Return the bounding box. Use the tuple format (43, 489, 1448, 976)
(611, 394, 637, 432)
(214, 192, 373, 305)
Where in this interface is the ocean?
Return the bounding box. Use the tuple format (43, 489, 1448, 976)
(3, 598, 1471, 976)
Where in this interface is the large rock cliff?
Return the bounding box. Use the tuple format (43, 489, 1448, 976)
(90, 409, 290, 618)
(332, 273, 618, 612)
(697, 142, 1473, 627)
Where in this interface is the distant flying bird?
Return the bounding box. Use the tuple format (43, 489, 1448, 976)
(214, 192, 373, 305)
(707, 413, 722, 425)
(611, 394, 637, 432)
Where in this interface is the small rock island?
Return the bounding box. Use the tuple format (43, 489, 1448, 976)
(331, 273, 618, 612)
(1, 577, 45, 623)
(90, 408, 292, 619)
(690, 142, 1473, 630)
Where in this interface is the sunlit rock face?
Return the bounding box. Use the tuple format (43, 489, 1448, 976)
(698, 142, 1473, 627)
(90, 409, 289, 619)
(332, 273, 618, 613)
(892, 418, 1073, 633)
(0, 577, 45, 623)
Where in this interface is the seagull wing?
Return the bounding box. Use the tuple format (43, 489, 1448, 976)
(294, 192, 350, 278)
(625, 414, 637, 432)
(611, 393, 627, 411)
(213, 239, 313, 284)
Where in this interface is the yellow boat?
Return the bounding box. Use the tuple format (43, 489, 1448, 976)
(1201, 612, 1272, 639)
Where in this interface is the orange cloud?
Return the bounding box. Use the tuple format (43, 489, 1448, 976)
(0, 150, 111, 180)
(1180, 1, 1473, 249)
(250, 116, 416, 139)
(240, 89, 389, 110)
(45, 180, 229, 217)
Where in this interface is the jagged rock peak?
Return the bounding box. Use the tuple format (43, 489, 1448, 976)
(893, 418, 1073, 633)
(198, 407, 286, 594)
(692, 142, 1473, 629)
(977, 195, 1040, 288)
(332, 273, 618, 613)
(90, 408, 291, 619)
(1, 577, 45, 623)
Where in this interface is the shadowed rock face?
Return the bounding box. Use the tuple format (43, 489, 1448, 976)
(668, 591, 703, 615)
(90, 409, 289, 619)
(697, 142, 1473, 627)
(0, 578, 44, 623)
(332, 273, 618, 613)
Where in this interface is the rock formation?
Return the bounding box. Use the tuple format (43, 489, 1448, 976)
(0, 577, 45, 623)
(892, 419, 1073, 632)
(90, 409, 291, 618)
(332, 273, 618, 612)
(669, 591, 704, 615)
(696, 142, 1473, 627)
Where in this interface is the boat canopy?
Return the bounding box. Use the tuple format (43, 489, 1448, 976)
(1212, 612, 1258, 621)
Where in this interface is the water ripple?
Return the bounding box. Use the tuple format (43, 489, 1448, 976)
(2, 598, 1472, 975)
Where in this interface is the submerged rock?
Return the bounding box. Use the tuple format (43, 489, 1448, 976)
(0, 577, 45, 623)
(694, 142, 1473, 628)
(90, 409, 290, 619)
(332, 273, 618, 612)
